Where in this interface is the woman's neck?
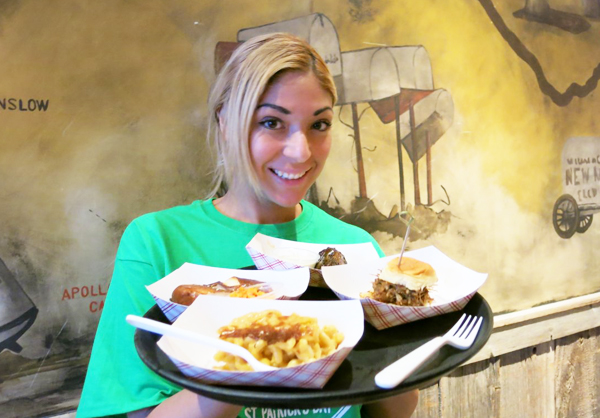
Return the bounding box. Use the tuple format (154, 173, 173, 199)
(213, 193, 302, 224)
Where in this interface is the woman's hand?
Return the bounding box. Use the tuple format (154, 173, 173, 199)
(362, 389, 419, 418)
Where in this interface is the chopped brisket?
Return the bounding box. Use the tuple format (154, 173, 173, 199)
(370, 278, 432, 307)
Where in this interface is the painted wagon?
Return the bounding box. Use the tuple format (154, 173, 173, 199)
(552, 136, 600, 238)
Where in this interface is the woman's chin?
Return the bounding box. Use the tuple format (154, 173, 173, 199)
(261, 191, 307, 210)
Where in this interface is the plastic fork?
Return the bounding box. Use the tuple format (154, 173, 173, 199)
(374, 314, 483, 389)
(126, 315, 277, 372)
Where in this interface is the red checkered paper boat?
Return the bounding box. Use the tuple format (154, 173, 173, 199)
(156, 297, 364, 388)
(322, 246, 488, 330)
(246, 233, 380, 287)
(146, 263, 310, 322)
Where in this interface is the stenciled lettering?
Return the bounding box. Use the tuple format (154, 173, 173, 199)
(566, 167, 596, 186)
(577, 187, 598, 201)
(565, 167, 583, 185)
(61, 284, 108, 300)
(89, 300, 104, 313)
(0, 97, 49, 111)
(582, 167, 590, 184)
(574, 167, 581, 185)
(566, 155, 600, 166)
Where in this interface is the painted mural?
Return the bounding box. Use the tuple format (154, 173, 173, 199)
(0, 0, 598, 415)
(553, 137, 600, 238)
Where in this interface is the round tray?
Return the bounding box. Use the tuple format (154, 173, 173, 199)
(134, 288, 493, 408)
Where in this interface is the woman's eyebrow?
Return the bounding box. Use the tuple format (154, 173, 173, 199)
(256, 104, 334, 116)
(314, 107, 333, 116)
(256, 103, 290, 114)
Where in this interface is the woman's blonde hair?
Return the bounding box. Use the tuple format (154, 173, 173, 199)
(206, 32, 337, 199)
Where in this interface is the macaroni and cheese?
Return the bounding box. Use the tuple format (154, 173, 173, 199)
(214, 310, 343, 371)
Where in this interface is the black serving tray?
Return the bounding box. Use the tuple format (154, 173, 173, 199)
(134, 287, 493, 408)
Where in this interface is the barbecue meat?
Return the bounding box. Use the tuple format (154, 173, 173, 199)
(310, 247, 347, 287)
(314, 247, 347, 269)
(370, 278, 433, 307)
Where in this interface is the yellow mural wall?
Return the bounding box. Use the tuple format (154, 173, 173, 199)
(0, 0, 598, 413)
(315, 0, 599, 312)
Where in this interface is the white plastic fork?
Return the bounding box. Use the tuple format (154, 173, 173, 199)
(374, 314, 483, 389)
(126, 315, 277, 372)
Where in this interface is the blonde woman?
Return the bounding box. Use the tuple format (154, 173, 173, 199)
(78, 33, 418, 418)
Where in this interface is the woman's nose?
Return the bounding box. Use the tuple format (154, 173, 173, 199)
(283, 129, 311, 161)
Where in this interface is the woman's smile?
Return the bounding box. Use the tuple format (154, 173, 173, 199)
(271, 168, 310, 180)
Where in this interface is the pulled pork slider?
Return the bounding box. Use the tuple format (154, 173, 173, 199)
(367, 257, 438, 306)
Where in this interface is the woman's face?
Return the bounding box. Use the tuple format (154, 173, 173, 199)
(247, 71, 334, 210)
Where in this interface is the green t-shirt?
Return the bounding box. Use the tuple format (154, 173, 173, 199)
(77, 200, 383, 418)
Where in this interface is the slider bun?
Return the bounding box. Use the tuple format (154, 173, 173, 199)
(379, 257, 438, 290)
(387, 257, 435, 278)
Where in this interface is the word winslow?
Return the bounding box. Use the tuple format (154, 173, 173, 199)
(0, 97, 50, 111)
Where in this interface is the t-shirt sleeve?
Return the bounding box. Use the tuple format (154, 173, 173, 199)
(77, 221, 181, 418)
(362, 230, 385, 257)
(301, 201, 385, 258)
(332, 219, 385, 258)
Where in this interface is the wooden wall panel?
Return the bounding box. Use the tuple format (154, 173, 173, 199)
(412, 384, 439, 418)
(439, 358, 500, 418)
(411, 327, 600, 418)
(498, 342, 555, 418)
(554, 328, 600, 418)
(2, 325, 598, 418)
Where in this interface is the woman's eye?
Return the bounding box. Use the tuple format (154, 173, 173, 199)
(260, 118, 283, 129)
(313, 120, 332, 132)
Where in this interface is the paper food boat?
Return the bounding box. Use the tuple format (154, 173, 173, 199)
(246, 233, 381, 287)
(322, 246, 488, 330)
(156, 297, 364, 388)
(147, 263, 310, 322)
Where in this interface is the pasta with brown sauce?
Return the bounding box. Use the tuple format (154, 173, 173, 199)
(214, 310, 344, 371)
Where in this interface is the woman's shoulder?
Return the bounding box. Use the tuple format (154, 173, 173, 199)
(117, 200, 208, 242)
(300, 201, 377, 243)
(302, 200, 358, 228)
(115, 200, 212, 255)
(131, 200, 206, 225)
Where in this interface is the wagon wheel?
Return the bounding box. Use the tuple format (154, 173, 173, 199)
(552, 194, 579, 239)
(576, 215, 593, 233)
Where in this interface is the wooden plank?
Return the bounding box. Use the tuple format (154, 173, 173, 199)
(554, 327, 600, 418)
(439, 358, 500, 418)
(412, 383, 440, 418)
(412, 326, 600, 417)
(498, 341, 555, 418)
(19, 327, 600, 418)
(494, 291, 600, 328)
(466, 301, 600, 365)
